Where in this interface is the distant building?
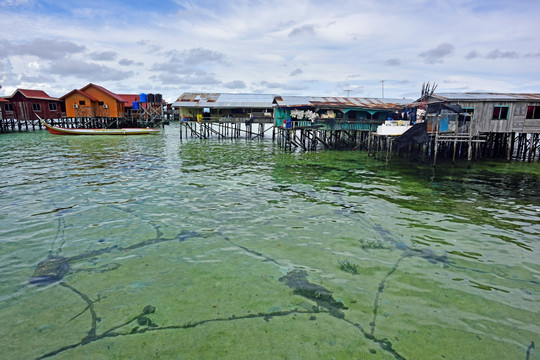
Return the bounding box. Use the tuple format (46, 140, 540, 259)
(2, 89, 63, 120)
(172, 93, 275, 121)
(61, 83, 132, 118)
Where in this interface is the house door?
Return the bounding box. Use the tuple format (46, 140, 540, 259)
(19, 102, 29, 120)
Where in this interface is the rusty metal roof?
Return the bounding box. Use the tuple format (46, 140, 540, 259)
(274, 96, 413, 110)
(431, 92, 540, 102)
(173, 93, 275, 108)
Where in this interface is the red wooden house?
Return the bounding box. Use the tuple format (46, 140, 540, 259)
(0, 97, 9, 120)
(3, 89, 63, 120)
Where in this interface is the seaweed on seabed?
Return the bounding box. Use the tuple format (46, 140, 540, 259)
(359, 239, 389, 250)
(338, 259, 359, 275)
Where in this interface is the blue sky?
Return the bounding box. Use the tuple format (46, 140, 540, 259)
(1, 0, 539, 102)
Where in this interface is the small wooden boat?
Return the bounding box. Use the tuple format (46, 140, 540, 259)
(38, 117, 160, 135)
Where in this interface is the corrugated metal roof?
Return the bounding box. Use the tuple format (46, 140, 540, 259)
(432, 92, 540, 102)
(274, 96, 413, 110)
(173, 93, 276, 108)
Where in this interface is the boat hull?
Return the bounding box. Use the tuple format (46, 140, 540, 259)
(39, 117, 160, 135)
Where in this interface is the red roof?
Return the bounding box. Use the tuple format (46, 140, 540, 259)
(80, 83, 128, 103)
(60, 89, 99, 102)
(0, 97, 8, 102)
(118, 94, 139, 104)
(6, 89, 60, 101)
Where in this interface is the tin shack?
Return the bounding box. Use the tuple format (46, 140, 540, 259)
(173, 93, 275, 122)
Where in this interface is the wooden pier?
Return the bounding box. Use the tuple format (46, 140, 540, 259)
(2, 115, 538, 164)
(179, 117, 274, 140)
(274, 119, 539, 164)
(1, 117, 45, 132)
(276, 119, 377, 151)
(0, 116, 166, 133)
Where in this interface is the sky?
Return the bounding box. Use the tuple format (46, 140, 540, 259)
(1, 0, 539, 102)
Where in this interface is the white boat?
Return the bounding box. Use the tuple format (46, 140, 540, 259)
(376, 120, 412, 136)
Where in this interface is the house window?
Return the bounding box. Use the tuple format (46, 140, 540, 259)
(526, 105, 540, 119)
(4, 103, 13, 112)
(98, 101, 104, 106)
(49, 103, 57, 111)
(33, 103, 42, 111)
(79, 100, 86, 106)
(492, 106, 509, 120)
(463, 108, 475, 115)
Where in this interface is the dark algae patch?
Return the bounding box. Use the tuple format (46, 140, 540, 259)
(338, 259, 360, 275)
(280, 269, 347, 318)
(29, 256, 71, 285)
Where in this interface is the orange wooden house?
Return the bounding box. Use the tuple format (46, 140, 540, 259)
(61, 83, 132, 118)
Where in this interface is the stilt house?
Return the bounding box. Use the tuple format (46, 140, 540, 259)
(61, 83, 130, 118)
(273, 96, 413, 131)
(0, 98, 8, 120)
(421, 93, 540, 136)
(172, 93, 275, 122)
(2, 89, 63, 120)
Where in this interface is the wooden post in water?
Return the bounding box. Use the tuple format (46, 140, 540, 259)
(506, 132, 513, 162)
(467, 136, 473, 168)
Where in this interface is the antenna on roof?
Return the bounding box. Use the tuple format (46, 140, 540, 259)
(421, 82, 437, 101)
(344, 89, 351, 97)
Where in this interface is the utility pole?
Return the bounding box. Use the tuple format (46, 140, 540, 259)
(381, 80, 384, 99)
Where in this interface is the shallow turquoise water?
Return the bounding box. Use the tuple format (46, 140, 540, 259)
(1, 124, 539, 359)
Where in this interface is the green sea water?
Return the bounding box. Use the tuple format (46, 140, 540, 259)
(1, 124, 539, 359)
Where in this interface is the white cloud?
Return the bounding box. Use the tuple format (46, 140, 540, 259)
(224, 80, 246, 89)
(486, 49, 519, 59)
(419, 43, 455, 64)
(89, 51, 117, 61)
(46, 59, 134, 81)
(288, 24, 316, 38)
(0, 0, 539, 99)
(0, 38, 86, 60)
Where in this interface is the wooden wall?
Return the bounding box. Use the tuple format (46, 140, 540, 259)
(64, 93, 95, 118)
(443, 100, 540, 135)
(6, 93, 63, 120)
(83, 87, 122, 118)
